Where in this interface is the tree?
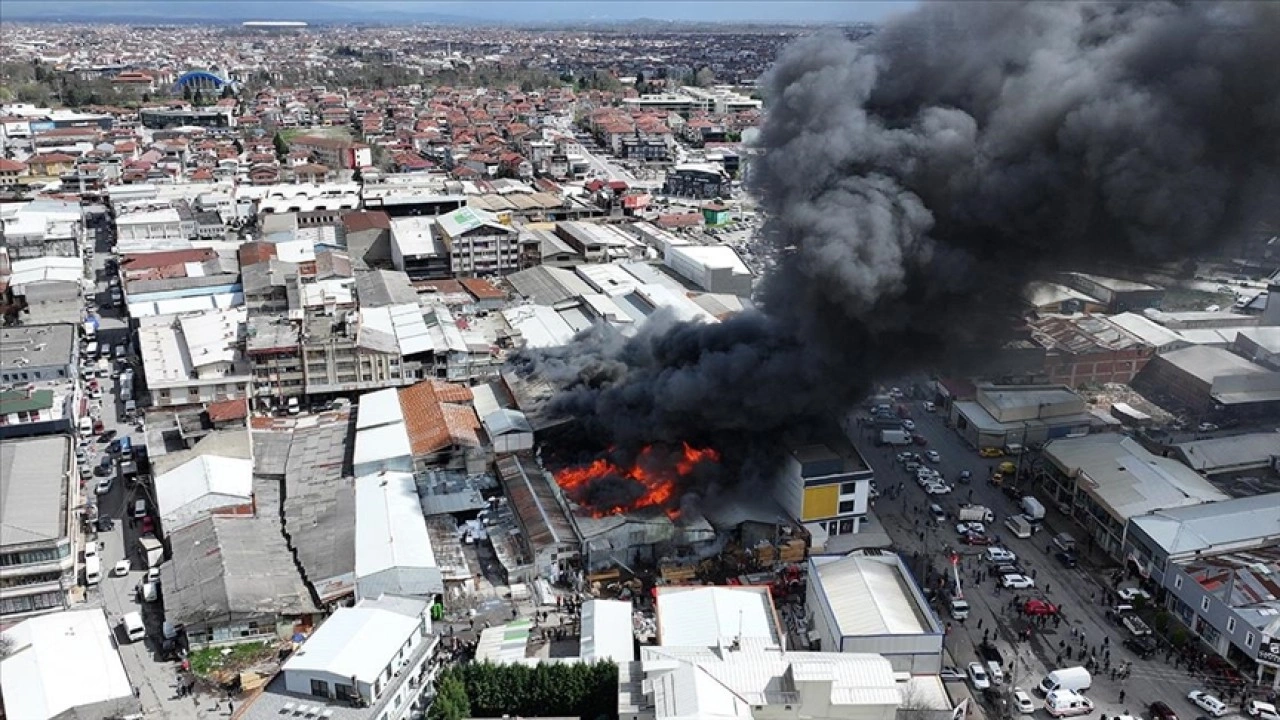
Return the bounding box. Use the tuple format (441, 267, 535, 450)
(428, 672, 470, 720)
(140, 92, 151, 104)
(352, 166, 363, 184)
(220, 84, 234, 100)
(694, 67, 717, 87)
(273, 132, 289, 161)
(193, 88, 205, 107)
(183, 84, 193, 101)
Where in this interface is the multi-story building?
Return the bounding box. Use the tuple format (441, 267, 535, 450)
(435, 207, 535, 277)
(137, 308, 253, 409)
(290, 135, 373, 170)
(246, 315, 303, 409)
(300, 309, 413, 396)
(239, 595, 440, 720)
(1059, 272, 1165, 313)
(772, 439, 874, 538)
(0, 436, 77, 620)
(389, 216, 451, 280)
(0, 324, 78, 383)
(664, 163, 730, 199)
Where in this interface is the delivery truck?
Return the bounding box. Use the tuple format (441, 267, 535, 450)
(1005, 515, 1034, 538)
(878, 429, 912, 446)
(1038, 667, 1092, 696)
(958, 505, 995, 523)
(138, 535, 163, 568)
(1021, 496, 1046, 523)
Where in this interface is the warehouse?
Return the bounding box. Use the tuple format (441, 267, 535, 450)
(806, 551, 944, 673)
(663, 244, 753, 297)
(1040, 434, 1229, 560)
(949, 384, 1094, 450)
(1134, 345, 1280, 416)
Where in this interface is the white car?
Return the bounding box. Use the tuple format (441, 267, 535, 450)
(1246, 701, 1279, 720)
(926, 450, 941, 463)
(113, 560, 131, 577)
(967, 662, 991, 690)
(902, 419, 916, 431)
(957, 522, 987, 536)
(926, 482, 953, 495)
(1117, 587, 1152, 602)
(84, 541, 100, 560)
(986, 547, 1017, 563)
(1013, 688, 1036, 714)
(94, 475, 113, 495)
(1188, 691, 1228, 717)
(1001, 574, 1036, 589)
(145, 566, 160, 584)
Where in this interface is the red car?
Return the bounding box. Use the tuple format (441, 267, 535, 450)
(963, 533, 994, 546)
(140, 515, 155, 535)
(912, 434, 929, 446)
(1025, 599, 1059, 616)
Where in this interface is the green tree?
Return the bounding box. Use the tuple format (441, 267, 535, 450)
(183, 84, 193, 101)
(694, 67, 717, 87)
(352, 166, 363, 184)
(193, 88, 205, 106)
(273, 132, 289, 160)
(428, 672, 470, 720)
(141, 92, 151, 104)
(220, 84, 234, 99)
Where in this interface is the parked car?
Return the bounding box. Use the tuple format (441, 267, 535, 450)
(986, 547, 1016, 563)
(929, 504, 947, 522)
(924, 482, 953, 495)
(993, 564, 1024, 577)
(912, 434, 928, 445)
(1149, 701, 1179, 720)
(112, 560, 131, 577)
(1001, 574, 1036, 589)
(902, 419, 916, 431)
(1117, 587, 1152, 602)
(140, 515, 155, 534)
(94, 475, 113, 495)
(1246, 701, 1280, 720)
(1188, 691, 1228, 718)
(1025, 599, 1059, 616)
(964, 533, 995, 546)
(1014, 688, 1036, 715)
(967, 662, 991, 691)
(958, 469, 972, 483)
(980, 447, 1004, 458)
(1125, 636, 1158, 659)
(957, 522, 987, 536)
(1055, 551, 1079, 568)
(926, 450, 941, 462)
(939, 666, 965, 681)
(133, 498, 147, 518)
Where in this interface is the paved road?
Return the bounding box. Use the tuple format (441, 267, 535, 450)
(850, 390, 1243, 720)
(76, 217, 224, 720)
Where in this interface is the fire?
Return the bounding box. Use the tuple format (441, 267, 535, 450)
(553, 442, 721, 519)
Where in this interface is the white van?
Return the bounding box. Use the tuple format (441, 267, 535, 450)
(85, 341, 100, 358)
(121, 611, 146, 643)
(85, 555, 102, 586)
(77, 416, 93, 435)
(1044, 690, 1094, 717)
(1038, 667, 1092, 695)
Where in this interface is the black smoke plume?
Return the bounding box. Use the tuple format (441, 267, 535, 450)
(517, 2, 1280, 476)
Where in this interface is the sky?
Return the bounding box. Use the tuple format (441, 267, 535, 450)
(2, 0, 919, 25)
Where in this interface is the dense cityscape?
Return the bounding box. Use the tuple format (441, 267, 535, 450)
(1, 5, 1279, 720)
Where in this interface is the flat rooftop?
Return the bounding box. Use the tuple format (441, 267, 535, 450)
(0, 435, 70, 546)
(1131, 492, 1280, 557)
(0, 324, 75, 372)
(1159, 345, 1271, 385)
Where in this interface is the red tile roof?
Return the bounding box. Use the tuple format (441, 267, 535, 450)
(342, 210, 391, 233)
(121, 248, 215, 269)
(398, 380, 480, 456)
(238, 242, 277, 267)
(458, 277, 505, 301)
(206, 398, 249, 423)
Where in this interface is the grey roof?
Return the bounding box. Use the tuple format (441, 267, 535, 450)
(151, 428, 252, 478)
(356, 566, 444, 599)
(162, 515, 318, 626)
(506, 265, 596, 305)
(241, 259, 297, 295)
(420, 489, 488, 517)
(21, 281, 81, 303)
(482, 408, 533, 436)
(355, 269, 418, 308)
(245, 315, 299, 353)
(0, 324, 76, 372)
(252, 431, 293, 477)
(0, 435, 69, 546)
(283, 417, 357, 601)
(1176, 433, 1280, 473)
(1131, 492, 1280, 557)
(1159, 345, 1271, 384)
(533, 228, 579, 257)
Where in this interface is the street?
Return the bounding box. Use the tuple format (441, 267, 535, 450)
(848, 388, 1249, 720)
(75, 216, 225, 720)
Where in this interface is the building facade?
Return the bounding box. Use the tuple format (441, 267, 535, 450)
(0, 436, 77, 620)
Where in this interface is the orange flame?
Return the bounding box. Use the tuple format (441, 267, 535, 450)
(553, 442, 721, 519)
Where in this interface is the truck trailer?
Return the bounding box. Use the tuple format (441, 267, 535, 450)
(878, 429, 912, 446)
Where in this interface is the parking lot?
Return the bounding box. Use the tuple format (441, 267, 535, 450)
(847, 384, 1265, 720)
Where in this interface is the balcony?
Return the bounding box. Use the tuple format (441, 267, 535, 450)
(366, 634, 440, 719)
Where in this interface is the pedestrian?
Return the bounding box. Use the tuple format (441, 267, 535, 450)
(229, 702, 235, 715)
(1046, 582, 1051, 593)
(978, 618, 984, 629)
(1119, 690, 1126, 704)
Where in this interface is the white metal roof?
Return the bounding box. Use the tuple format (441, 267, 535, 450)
(0, 609, 134, 720)
(502, 305, 577, 349)
(7, 256, 83, 289)
(282, 599, 425, 684)
(155, 455, 254, 525)
(1131, 492, 1280, 557)
(810, 554, 933, 637)
(1046, 435, 1229, 520)
(352, 422, 413, 469)
(361, 304, 435, 356)
(356, 387, 404, 430)
(667, 244, 752, 276)
(354, 471, 437, 578)
(656, 586, 781, 650)
(580, 599, 635, 663)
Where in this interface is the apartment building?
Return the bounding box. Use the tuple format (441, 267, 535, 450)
(435, 207, 536, 277)
(290, 135, 373, 170)
(0, 436, 77, 620)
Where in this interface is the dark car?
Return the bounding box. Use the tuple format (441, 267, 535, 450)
(95, 516, 114, 532)
(993, 564, 1024, 577)
(1055, 551, 1078, 568)
(1150, 701, 1179, 720)
(1127, 636, 1159, 659)
(99, 429, 117, 444)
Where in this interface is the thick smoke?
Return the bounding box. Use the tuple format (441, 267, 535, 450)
(518, 2, 1280, 473)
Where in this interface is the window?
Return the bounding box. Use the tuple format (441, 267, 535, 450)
(1246, 632, 1255, 648)
(1174, 576, 1183, 590)
(838, 500, 855, 514)
(310, 679, 330, 698)
(1201, 596, 1211, 612)
(1227, 618, 1237, 634)
(840, 482, 857, 495)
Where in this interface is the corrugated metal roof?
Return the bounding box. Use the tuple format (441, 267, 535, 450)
(811, 554, 933, 637)
(656, 586, 781, 649)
